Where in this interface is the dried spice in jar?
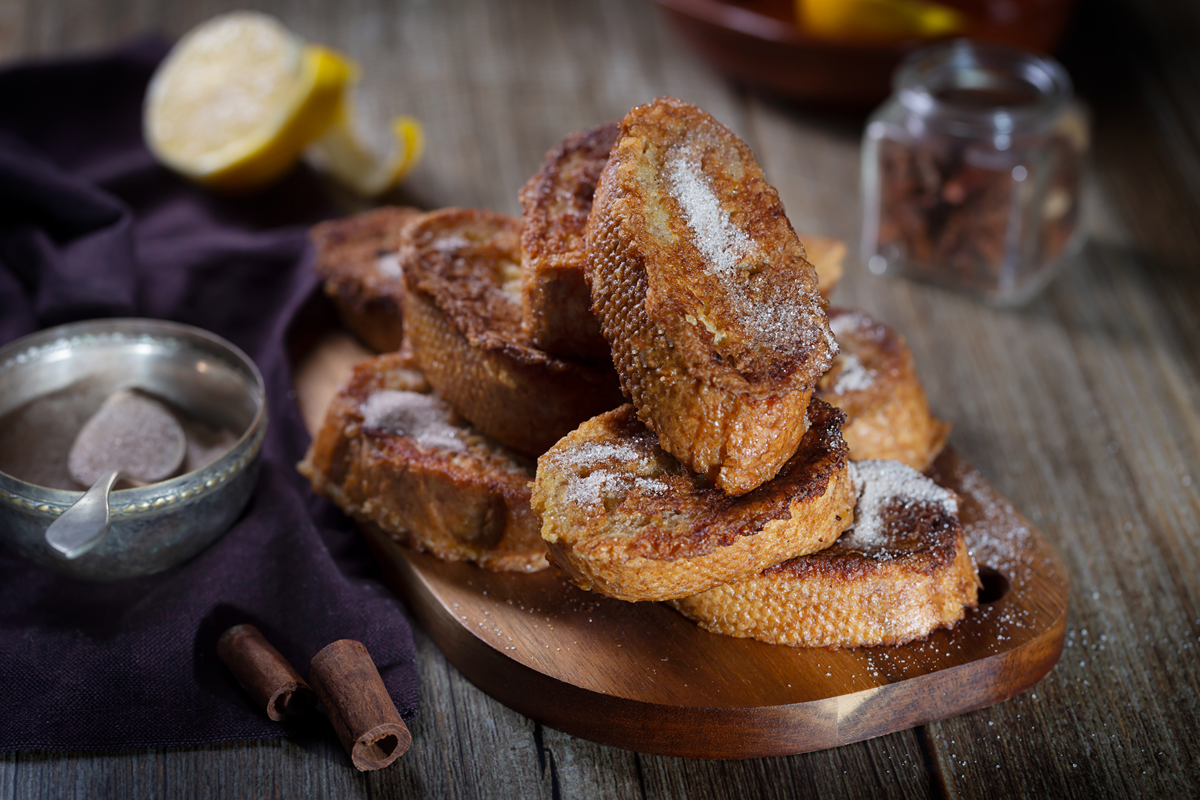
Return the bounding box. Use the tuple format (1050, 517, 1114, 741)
(861, 40, 1088, 305)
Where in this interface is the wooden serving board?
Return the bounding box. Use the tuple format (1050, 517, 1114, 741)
(296, 332, 1069, 760)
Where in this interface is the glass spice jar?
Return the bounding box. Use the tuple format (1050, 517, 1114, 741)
(860, 40, 1088, 305)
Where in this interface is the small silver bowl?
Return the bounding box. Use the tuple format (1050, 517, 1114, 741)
(0, 319, 267, 580)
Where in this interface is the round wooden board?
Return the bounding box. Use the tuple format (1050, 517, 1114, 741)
(297, 332, 1069, 759)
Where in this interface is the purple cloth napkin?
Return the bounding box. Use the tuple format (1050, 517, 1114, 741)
(0, 40, 419, 751)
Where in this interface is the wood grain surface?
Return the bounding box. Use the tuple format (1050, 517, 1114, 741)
(2, 0, 1199, 797)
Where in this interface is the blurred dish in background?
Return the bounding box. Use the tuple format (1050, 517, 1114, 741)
(796, 0, 967, 43)
(652, 0, 1077, 107)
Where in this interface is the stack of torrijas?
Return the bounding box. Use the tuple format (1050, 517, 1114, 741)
(302, 96, 979, 648)
(301, 136, 630, 574)
(531, 98, 979, 647)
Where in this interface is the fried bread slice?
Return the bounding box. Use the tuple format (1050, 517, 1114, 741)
(519, 121, 619, 362)
(816, 308, 950, 471)
(518, 122, 841, 357)
(586, 97, 837, 495)
(298, 349, 548, 573)
(400, 208, 625, 457)
(310, 206, 421, 353)
(532, 398, 855, 602)
(803, 233, 846, 299)
(671, 459, 980, 647)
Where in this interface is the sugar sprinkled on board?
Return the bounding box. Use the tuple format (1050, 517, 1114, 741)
(361, 390, 464, 452)
(845, 459, 958, 550)
(957, 465, 1034, 585)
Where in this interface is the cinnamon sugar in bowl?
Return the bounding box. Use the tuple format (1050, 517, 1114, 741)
(0, 319, 266, 580)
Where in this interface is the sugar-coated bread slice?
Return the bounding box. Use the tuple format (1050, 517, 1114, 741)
(519, 121, 620, 362)
(532, 398, 855, 602)
(816, 308, 950, 471)
(310, 206, 421, 353)
(671, 459, 980, 647)
(586, 97, 837, 496)
(298, 349, 549, 573)
(400, 208, 625, 457)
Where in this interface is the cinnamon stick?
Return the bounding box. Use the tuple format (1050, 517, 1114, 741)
(309, 639, 411, 770)
(217, 624, 315, 721)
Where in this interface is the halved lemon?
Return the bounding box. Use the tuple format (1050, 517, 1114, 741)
(144, 11, 420, 195)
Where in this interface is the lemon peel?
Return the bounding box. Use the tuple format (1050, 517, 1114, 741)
(306, 97, 426, 197)
(796, 0, 966, 42)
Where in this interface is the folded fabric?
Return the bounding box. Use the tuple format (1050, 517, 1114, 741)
(0, 39, 419, 752)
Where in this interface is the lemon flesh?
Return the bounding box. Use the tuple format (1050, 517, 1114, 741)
(144, 11, 352, 192)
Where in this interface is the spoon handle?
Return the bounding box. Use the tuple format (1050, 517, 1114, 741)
(45, 470, 121, 559)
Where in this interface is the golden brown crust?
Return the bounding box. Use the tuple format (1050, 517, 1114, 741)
(400, 208, 625, 457)
(586, 97, 836, 495)
(671, 460, 979, 647)
(519, 122, 620, 362)
(298, 350, 548, 573)
(816, 308, 950, 471)
(802, 233, 846, 299)
(309, 206, 422, 352)
(531, 398, 855, 602)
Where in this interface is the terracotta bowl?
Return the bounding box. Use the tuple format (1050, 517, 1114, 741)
(652, 0, 1077, 108)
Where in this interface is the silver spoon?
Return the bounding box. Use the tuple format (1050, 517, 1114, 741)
(45, 389, 187, 559)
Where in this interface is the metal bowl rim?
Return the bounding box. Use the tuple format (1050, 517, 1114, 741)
(0, 318, 268, 513)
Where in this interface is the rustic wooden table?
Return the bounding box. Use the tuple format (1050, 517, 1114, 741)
(2, 0, 1197, 797)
